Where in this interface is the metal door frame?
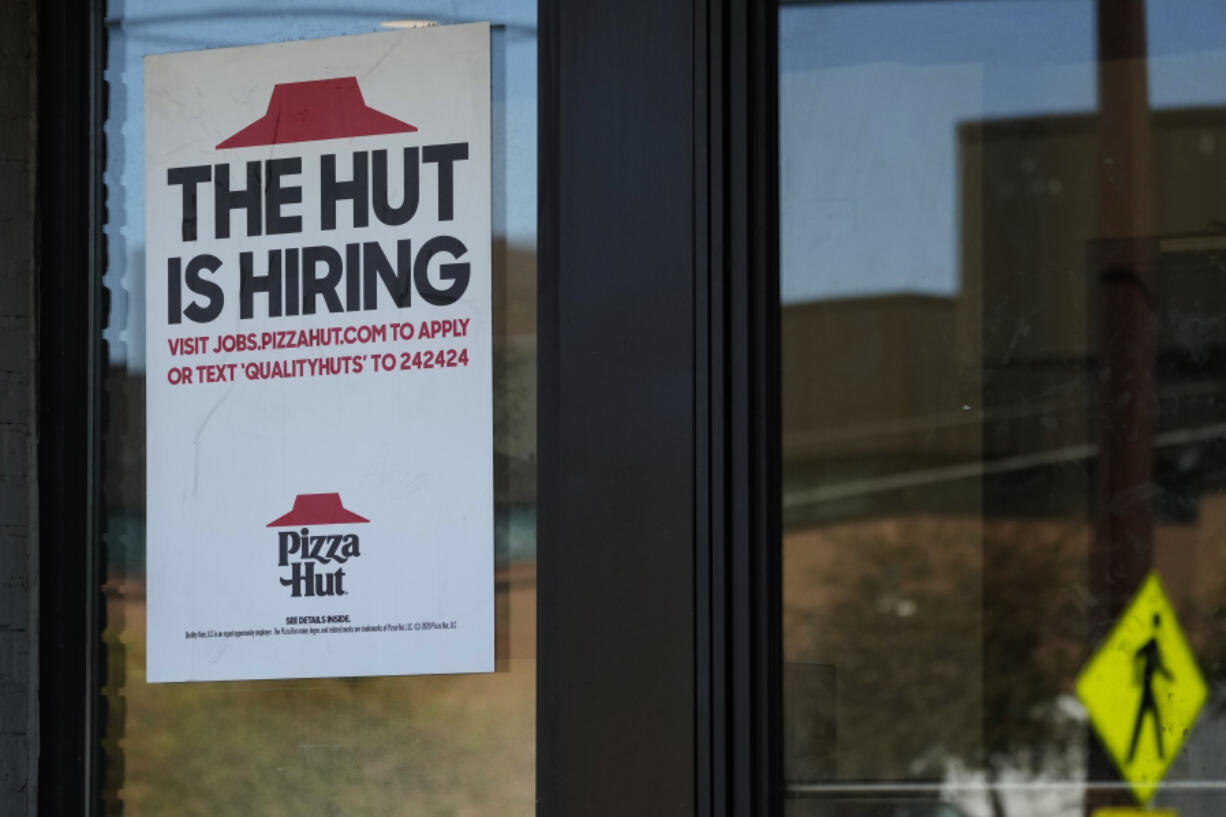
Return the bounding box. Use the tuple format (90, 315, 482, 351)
(537, 0, 781, 815)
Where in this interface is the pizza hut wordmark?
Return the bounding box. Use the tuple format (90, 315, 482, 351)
(268, 493, 369, 598)
(163, 77, 472, 325)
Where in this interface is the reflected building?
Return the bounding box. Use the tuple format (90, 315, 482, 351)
(782, 106, 1226, 816)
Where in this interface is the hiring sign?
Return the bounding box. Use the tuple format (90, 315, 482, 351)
(144, 24, 493, 682)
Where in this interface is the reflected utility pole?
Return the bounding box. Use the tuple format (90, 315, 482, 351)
(1088, 0, 1156, 812)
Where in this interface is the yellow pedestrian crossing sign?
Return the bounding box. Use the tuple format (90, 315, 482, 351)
(1076, 572, 1207, 806)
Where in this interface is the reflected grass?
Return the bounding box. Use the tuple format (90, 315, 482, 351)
(104, 585, 535, 817)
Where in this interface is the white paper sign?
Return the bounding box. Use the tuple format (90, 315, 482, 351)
(144, 24, 493, 682)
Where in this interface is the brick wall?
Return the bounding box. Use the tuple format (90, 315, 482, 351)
(0, 0, 37, 813)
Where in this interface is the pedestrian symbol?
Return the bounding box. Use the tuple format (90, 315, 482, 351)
(1076, 572, 1207, 806)
(1127, 612, 1174, 763)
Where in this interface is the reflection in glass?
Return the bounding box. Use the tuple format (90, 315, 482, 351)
(780, 2, 1226, 815)
(100, 3, 536, 814)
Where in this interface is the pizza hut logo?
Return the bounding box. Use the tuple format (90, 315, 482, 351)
(216, 76, 417, 149)
(268, 493, 369, 598)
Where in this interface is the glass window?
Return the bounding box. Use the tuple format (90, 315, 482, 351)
(100, 3, 536, 813)
(779, 2, 1226, 815)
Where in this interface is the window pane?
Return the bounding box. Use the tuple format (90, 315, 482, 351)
(101, 4, 536, 813)
(780, 2, 1226, 815)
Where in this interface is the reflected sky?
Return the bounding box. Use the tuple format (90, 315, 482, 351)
(103, 0, 536, 368)
(780, 0, 1226, 304)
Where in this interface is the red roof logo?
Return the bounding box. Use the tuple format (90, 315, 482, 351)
(217, 77, 417, 149)
(267, 493, 370, 527)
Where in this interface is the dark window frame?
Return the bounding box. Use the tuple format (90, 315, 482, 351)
(536, 0, 780, 815)
(37, 0, 107, 814)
